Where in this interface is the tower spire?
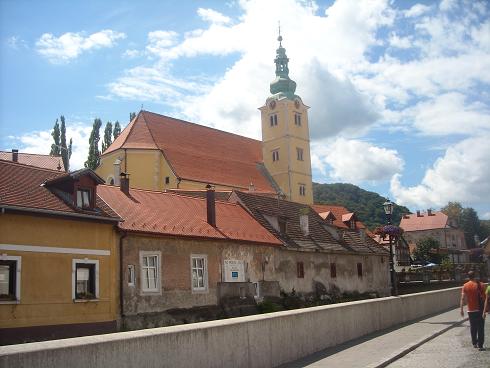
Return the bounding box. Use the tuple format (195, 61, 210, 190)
(270, 29, 297, 99)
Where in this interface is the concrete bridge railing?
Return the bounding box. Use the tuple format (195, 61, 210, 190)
(0, 287, 461, 368)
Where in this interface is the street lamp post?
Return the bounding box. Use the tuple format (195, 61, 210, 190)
(383, 199, 398, 296)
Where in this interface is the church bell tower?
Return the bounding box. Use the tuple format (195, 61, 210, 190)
(260, 31, 313, 204)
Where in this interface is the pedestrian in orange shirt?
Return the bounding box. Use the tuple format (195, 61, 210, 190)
(460, 271, 486, 350)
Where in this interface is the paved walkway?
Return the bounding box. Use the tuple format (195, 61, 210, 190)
(279, 308, 468, 368)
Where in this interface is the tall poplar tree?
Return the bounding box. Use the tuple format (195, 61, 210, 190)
(102, 122, 113, 153)
(113, 121, 121, 140)
(50, 119, 61, 156)
(130, 112, 136, 121)
(59, 115, 70, 171)
(85, 118, 102, 170)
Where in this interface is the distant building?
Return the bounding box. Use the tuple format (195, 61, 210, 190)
(400, 210, 469, 264)
(0, 149, 64, 171)
(0, 160, 120, 345)
(96, 34, 313, 204)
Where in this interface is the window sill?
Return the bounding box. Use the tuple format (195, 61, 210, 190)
(192, 288, 209, 294)
(0, 299, 20, 305)
(73, 298, 99, 303)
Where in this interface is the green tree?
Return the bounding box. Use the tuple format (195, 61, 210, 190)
(441, 202, 463, 226)
(59, 115, 71, 171)
(101, 122, 113, 153)
(85, 118, 102, 170)
(49, 119, 61, 156)
(130, 112, 136, 121)
(461, 207, 481, 248)
(113, 121, 121, 140)
(413, 237, 444, 264)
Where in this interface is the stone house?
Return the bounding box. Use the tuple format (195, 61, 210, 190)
(400, 210, 469, 264)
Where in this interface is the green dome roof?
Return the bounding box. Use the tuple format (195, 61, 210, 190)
(270, 34, 297, 99)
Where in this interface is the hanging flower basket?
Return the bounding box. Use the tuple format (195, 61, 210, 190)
(374, 225, 404, 240)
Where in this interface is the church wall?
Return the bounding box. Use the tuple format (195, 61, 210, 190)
(97, 150, 124, 184)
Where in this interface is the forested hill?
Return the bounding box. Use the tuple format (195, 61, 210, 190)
(313, 182, 411, 230)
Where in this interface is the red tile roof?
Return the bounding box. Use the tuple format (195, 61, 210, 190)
(102, 111, 276, 192)
(311, 204, 366, 229)
(0, 160, 118, 221)
(97, 185, 281, 246)
(0, 151, 64, 171)
(400, 211, 448, 232)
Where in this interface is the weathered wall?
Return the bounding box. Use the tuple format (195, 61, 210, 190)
(0, 213, 118, 340)
(0, 287, 461, 368)
(272, 249, 390, 297)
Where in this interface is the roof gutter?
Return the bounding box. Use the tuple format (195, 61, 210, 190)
(0, 204, 122, 223)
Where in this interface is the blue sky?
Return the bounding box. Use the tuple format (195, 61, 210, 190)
(1, 0, 489, 218)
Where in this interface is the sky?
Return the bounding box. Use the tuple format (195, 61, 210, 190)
(1, 0, 489, 219)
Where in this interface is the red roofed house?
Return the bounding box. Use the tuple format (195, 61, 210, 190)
(400, 210, 469, 264)
(96, 35, 314, 205)
(0, 160, 120, 345)
(97, 179, 282, 330)
(0, 149, 64, 171)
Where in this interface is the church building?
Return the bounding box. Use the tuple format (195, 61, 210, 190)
(96, 35, 313, 205)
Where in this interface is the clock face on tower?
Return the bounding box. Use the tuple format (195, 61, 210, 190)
(269, 100, 276, 110)
(294, 99, 300, 109)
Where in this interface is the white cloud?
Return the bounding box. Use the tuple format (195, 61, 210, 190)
(122, 49, 141, 58)
(197, 8, 231, 24)
(36, 29, 126, 63)
(389, 33, 412, 49)
(11, 123, 93, 170)
(6, 36, 28, 50)
(312, 138, 404, 183)
(390, 134, 490, 209)
(404, 4, 431, 18)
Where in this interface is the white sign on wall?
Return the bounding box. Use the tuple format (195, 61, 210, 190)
(223, 260, 245, 282)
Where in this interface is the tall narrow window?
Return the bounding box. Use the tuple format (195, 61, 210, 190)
(140, 253, 160, 292)
(127, 265, 135, 286)
(330, 263, 337, 278)
(294, 113, 302, 126)
(297, 262, 304, 278)
(191, 255, 208, 291)
(272, 149, 280, 162)
(270, 114, 278, 127)
(165, 176, 170, 185)
(357, 263, 363, 278)
(296, 147, 304, 161)
(299, 184, 306, 196)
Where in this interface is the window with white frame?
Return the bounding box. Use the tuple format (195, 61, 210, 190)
(294, 113, 302, 126)
(269, 114, 278, 127)
(296, 147, 304, 161)
(72, 259, 99, 300)
(191, 255, 208, 291)
(127, 264, 135, 286)
(299, 184, 306, 196)
(140, 252, 161, 293)
(76, 188, 92, 209)
(272, 149, 280, 162)
(0, 255, 21, 302)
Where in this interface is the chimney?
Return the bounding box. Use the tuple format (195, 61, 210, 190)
(206, 184, 216, 227)
(360, 228, 366, 244)
(300, 214, 309, 236)
(427, 209, 432, 216)
(113, 158, 122, 186)
(416, 210, 422, 217)
(248, 182, 255, 192)
(120, 172, 130, 195)
(12, 149, 18, 162)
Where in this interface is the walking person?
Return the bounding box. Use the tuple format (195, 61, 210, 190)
(460, 271, 486, 350)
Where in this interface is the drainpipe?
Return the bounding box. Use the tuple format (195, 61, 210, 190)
(206, 184, 216, 227)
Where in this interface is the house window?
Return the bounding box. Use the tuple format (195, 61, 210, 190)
(140, 252, 160, 293)
(0, 256, 21, 302)
(269, 114, 278, 127)
(128, 264, 135, 286)
(296, 147, 303, 161)
(297, 262, 304, 278)
(165, 176, 170, 185)
(357, 263, 363, 278)
(330, 263, 337, 278)
(76, 189, 91, 208)
(294, 113, 301, 126)
(299, 184, 306, 196)
(72, 259, 98, 300)
(272, 149, 280, 162)
(191, 255, 208, 291)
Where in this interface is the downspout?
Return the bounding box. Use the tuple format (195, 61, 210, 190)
(119, 231, 128, 322)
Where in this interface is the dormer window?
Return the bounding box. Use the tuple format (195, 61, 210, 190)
(77, 188, 92, 209)
(278, 217, 287, 234)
